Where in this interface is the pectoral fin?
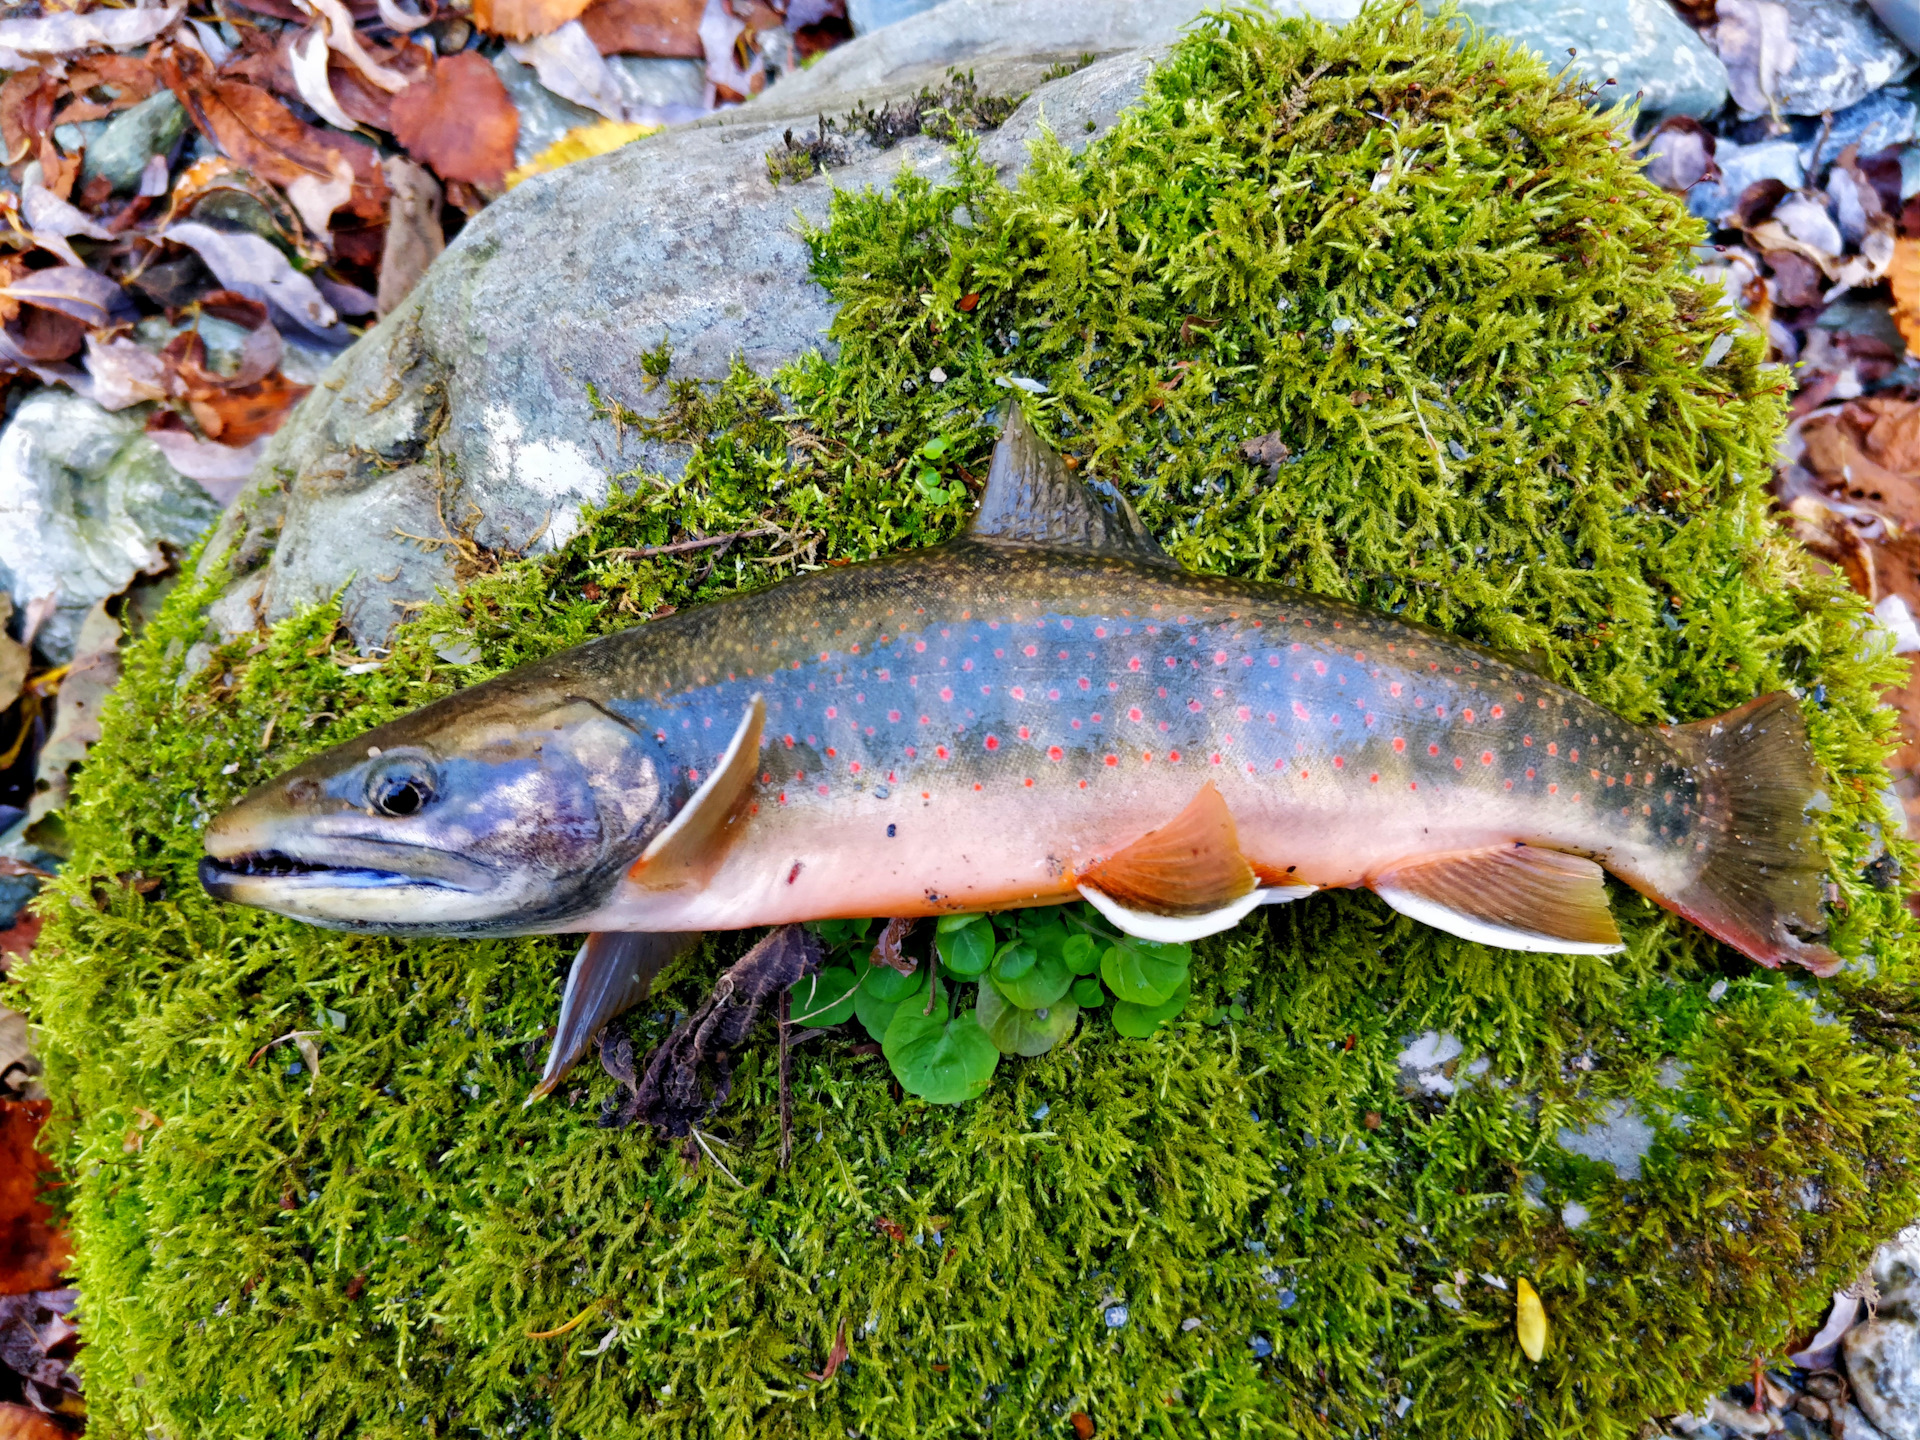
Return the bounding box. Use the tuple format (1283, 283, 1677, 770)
(1078, 782, 1295, 940)
(1372, 844, 1624, 955)
(631, 694, 765, 889)
(528, 930, 700, 1102)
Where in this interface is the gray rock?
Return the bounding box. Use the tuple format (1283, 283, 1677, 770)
(1772, 0, 1914, 114)
(848, 0, 946, 33)
(1688, 136, 1806, 224)
(0, 818, 58, 929)
(1869, 0, 1920, 58)
(1807, 85, 1918, 168)
(79, 90, 187, 195)
(1845, 1230, 1920, 1440)
(1556, 1099, 1658, 1180)
(0, 392, 221, 664)
(202, 0, 1359, 650)
(1445, 0, 1731, 118)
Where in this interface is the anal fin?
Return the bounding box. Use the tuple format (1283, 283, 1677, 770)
(1372, 844, 1624, 955)
(630, 694, 765, 890)
(528, 930, 700, 1102)
(1078, 782, 1281, 940)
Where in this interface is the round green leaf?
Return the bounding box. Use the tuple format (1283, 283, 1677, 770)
(1100, 936, 1192, 1006)
(994, 940, 1037, 981)
(1111, 976, 1192, 1039)
(936, 919, 994, 976)
(975, 982, 1078, 1057)
(936, 912, 985, 934)
(883, 986, 999, 1104)
(855, 985, 902, 1043)
(789, 966, 858, 1026)
(860, 962, 922, 1003)
(1062, 932, 1098, 975)
(810, 918, 872, 952)
(992, 945, 1072, 1009)
(1070, 976, 1106, 1008)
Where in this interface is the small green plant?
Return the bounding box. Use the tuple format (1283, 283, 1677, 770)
(795, 906, 1197, 1101)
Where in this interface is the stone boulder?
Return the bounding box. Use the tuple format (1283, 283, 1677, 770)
(190, 0, 1361, 656)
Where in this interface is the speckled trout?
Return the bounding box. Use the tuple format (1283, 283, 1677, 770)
(201, 406, 1836, 1093)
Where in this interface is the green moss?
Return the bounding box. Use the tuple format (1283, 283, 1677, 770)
(16, 5, 1920, 1437)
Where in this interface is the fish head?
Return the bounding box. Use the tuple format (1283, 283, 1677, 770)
(200, 684, 662, 934)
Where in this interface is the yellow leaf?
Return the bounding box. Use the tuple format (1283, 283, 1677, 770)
(1516, 1277, 1547, 1362)
(506, 119, 662, 189)
(1889, 237, 1920, 353)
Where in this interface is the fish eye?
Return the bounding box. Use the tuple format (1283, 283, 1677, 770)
(368, 761, 436, 818)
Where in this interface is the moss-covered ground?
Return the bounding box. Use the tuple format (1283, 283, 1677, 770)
(16, 5, 1920, 1436)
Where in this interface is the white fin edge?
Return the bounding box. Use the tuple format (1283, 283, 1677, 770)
(638, 693, 765, 867)
(1375, 885, 1626, 955)
(1077, 884, 1314, 942)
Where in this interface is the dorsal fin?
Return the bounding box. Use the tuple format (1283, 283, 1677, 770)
(968, 402, 1176, 566)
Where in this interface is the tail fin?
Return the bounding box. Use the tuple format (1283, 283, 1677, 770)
(1664, 692, 1839, 976)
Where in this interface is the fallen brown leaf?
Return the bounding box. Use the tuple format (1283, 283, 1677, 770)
(388, 51, 519, 187)
(806, 1316, 850, 1382)
(0, 1400, 68, 1440)
(0, 72, 56, 165)
(187, 371, 311, 446)
(377, 154, 443, 316)
(475, 0, 595, 39)
(0, 1102, 67, 1296)
(0, 916, 43, 974)
(580, 0, 704, 55)
(1891, 237, 1920, 353)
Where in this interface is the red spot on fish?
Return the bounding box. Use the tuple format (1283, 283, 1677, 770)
(1526, 767, 1536, 779)
(1547, 742, 1558, 756)
(1462, 708, 1475, 723)
(850, 762, 862, 774)
(889, 710, 901, 722)
(1168, 750, 1182, 762)
(1095, 626, 1108, 638)
(1214, 651, 1228, 664)
(919, 714, 930, 725)
(1024, 644, 1037, 657)
(982, 686, 992, 696)
(914, 640, 926, 652)
(1621, 773, 1632, 787)
(985, 735, 1000, 751)
(1314, 660, 1327, 676)
(1480, 751, 1493, 765)
(778, 792, 787, 805)
(1523, 735, 1533, 746)
(1128, 707, 1143, 722)
(1079, 677, 1091, 690)
(963, 659, 974, 672)
(936, 746, 949, 759)
(906, 745, 918, 758)
(1491, 705, 1504, 718)
(1025, 778, 1034, 787)
(826, 706, 838, 719)
(1390, 682, 1403, 697)
(819, 652, 829, 662)
(1370, 772, 1380, 783)
(1104, 753, 1119, 767)
(940, 687, 953, 702)
(1570, 748, 1580, 762)
(1079, 780, 1089, 789)
(1011, 687, 1026, 700)
(974, 783, 983, 791)
(994, 649, 1004, 659)
(1018, 726, 1030, 740)
(1128, 657, 1142, 671)
(1428, 743, 1440, 756)
(1409, 782, 1417, 791)
(817, 784, 829, 796)
(1300, 770, 1310, 780)
(1333, 756, 1345, 769)
(1047, 746, 1063, 761)
(1453, 757, 1464, 770)
(783, 734, 794, 747)
(1548, 783, 1559, 794)
(1210, 753, 1223, 765)
(1269, 655, 1281, 666)
(689, 769, 701, 782)
(1237, 706, 1252, 721)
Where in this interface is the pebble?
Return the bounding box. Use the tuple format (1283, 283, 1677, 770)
(1448, 0, 1730, 117)
(1844, 1231, 1920, 1439)
(1747, 0, 1916, 115)
(1689, 137, 1806, 224)
(78, 90, 186, 195)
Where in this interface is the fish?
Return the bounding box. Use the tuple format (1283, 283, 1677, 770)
(201, 404, 1838, 1097)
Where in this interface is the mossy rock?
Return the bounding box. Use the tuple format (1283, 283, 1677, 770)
(17, 6, 1920, 1437)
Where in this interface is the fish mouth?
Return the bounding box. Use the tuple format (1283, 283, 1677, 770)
(198, 850, 467, 893)
(198, 837, 497, 903)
